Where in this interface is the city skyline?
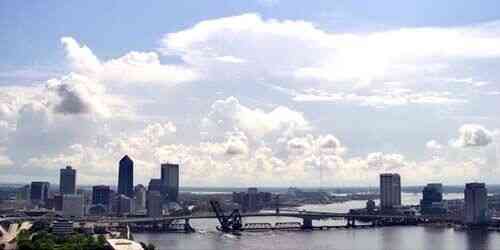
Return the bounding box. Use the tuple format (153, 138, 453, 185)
(0, 1, 499, 187)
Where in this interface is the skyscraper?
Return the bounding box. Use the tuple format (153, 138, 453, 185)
(420, 183, 446, 215)
(118, 155, 134, 198)
(161, 163, 179, 202)
(30, 181, 50, 206)
(464, 182, 489, 225)
(380, 173, 401, 211)
(60, 166, 76, 195)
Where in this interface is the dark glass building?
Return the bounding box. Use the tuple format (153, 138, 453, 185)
(59, 166, 76, 194)
(30, 181, 50, 206)
(118, 155, 134, 198)
(420, 183, 446, 215)
(92, 185, 111, 205)
(161, 163, 179, 202)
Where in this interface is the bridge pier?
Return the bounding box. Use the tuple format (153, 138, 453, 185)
(346, 217, 356, 228)
(184, 219, 195, 233)
(302, 218, 313, 230)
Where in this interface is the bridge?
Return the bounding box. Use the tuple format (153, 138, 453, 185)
(0, 208, 464, 233)
(89, 210, 461, 232)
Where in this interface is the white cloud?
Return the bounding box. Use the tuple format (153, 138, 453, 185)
(224, 131, 249, 156)
(426, 140, 443, 150)
(291, 88, 466, 107)
(204, 96, 310, 139)
(161, 14, 500, 90)
(61, 37, 198, 86)
(61, 37, 101, 76)
(453, 124, 494, 147)
(1, 14, 499, 186)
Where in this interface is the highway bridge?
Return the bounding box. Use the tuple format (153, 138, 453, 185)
(89, 210, 462, 231)
(0, 210, 465, 233)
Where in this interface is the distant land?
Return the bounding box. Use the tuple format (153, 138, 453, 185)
(2, 184, 500, 194)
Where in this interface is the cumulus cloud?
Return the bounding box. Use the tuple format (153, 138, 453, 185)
(287, 134, 345, 156)
(1, 14, 499, 186)
(61, 37, 198, 86)
(46, 73, 107, 116)
(453, 124, 494, 147)
(224, 131, 249, 156)
(205, 96, 310, 139)
(61, 37, 101, 76)
(161, 14, 500, 90)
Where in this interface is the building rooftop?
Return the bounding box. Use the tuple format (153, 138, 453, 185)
(107, 239, 144, 250)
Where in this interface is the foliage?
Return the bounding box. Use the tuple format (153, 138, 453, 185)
(15, 230, 111, 250)
(140, 242, 156, 250)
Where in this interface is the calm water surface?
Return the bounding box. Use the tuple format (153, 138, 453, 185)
(135, 193, 500, 250)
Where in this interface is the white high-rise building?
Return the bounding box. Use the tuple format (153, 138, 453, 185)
(464, 182, 489, 225)
(380, 173, 401, 210)
(62, 194, 84, 217)
(134, 184, 147, 214)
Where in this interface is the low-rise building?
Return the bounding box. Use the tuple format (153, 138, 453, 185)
(62, 194, 84, 217)
(52, 220, 74, 236)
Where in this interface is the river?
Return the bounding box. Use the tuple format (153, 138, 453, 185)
(134, 192, 500, 250)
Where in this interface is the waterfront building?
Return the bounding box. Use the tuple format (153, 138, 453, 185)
(233, 188, 272, 212)
(464, 182, 490, 225)
(62, 194, 84, 217)
(380, 173, 401, 211)
(118, 155, 134, 198)
(59, 166, 76, 195)
(147, 190, 163, 217)
(134, 184, 147, 214)
(420, 183, 446, 215)
(52, 220, 74, 236)
(30, 181, 50, 207)
(92, 185, 111, 206)
(161, 163, 179, 202)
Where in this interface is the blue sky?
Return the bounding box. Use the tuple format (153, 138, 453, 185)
(0, 1, 499, 186)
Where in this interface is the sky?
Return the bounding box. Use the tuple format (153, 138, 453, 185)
(0, 0, 499, 187)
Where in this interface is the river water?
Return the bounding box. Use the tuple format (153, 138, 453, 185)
(134, 193, 500, 250)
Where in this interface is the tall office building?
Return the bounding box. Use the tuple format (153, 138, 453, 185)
(420, 183, 446, 215)
(161, 163, 179, 202)
(30, 181, 50, 206)
(60, 166, 76, 195)
(464, 183, 489, 225)
(380, 173, 401, 210)
(134, 184, 147, 213)
(118, 155, 134, 198)
(92, 185, 111, 205)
